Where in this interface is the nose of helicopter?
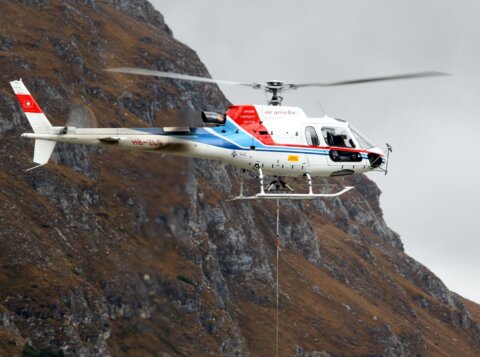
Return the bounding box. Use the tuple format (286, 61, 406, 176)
(367, 145, 391, 173)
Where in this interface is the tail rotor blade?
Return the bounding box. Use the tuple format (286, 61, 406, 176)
(66, 105, 95, 128)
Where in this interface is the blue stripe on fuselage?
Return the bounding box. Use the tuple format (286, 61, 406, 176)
(134, 119, 372, 158)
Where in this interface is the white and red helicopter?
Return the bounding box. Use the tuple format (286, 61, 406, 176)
(10, 69, 445, 200)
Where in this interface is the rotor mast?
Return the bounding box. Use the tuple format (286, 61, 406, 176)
(263, 81, 287, 106)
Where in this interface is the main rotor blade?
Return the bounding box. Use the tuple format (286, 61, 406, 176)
(293, 71, 450, 88)
(106, 67, 255, 87)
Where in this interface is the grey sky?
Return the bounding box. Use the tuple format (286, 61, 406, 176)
(150, 0, 480, 303)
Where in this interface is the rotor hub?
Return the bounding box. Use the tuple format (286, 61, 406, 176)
(265, 80, 285, 88)
(263, 81, 288, 106)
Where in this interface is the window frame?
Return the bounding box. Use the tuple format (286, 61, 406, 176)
(305, 126, 320, 146)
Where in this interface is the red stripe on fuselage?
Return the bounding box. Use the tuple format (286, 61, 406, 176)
(16, 94, 43, 113)
(226, 105, 382, 156)
(227, 105, 275, 145)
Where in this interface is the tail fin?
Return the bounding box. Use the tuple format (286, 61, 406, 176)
(10, 80, 56, 169)
(32, 140, 56, 166)
(10, 79, 52, 134)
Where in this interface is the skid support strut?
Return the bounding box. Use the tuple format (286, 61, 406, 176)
(259, 168, 265, 195)
(229, 170, 353, 201)
(306, 173, 313, 195)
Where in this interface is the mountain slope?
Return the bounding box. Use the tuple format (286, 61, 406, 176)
(0, 1, 479, 356)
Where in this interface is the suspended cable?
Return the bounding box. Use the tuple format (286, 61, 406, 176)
(309, 201, 321, 262)
(275, 198, 280, 357)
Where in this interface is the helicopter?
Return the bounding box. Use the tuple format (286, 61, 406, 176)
(10, 69, 446, 200)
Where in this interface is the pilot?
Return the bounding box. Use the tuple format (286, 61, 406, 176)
(333, 133, 346, 147)
(337, 131, 356, 148)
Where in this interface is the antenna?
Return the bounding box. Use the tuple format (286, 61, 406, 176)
(316, 100, 326, 116)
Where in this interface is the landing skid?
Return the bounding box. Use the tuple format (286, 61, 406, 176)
(231, 188, 354, 201)
(229, 170, 354, 201)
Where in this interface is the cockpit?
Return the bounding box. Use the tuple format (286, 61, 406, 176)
(321, 127, 356, 148)
(304, 122, 382, 166)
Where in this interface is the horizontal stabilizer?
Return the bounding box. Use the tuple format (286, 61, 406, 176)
(99, 136, 122, 143)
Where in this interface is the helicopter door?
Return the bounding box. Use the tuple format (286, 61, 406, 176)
(268, 127, 308, 173)
(304, 125, 328, 168)
(321, 126, 363, 167)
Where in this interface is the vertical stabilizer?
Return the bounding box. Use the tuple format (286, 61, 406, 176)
(10, 80, 56, 169)
(33, 140, 57, 165)
(10, 80, 52, 134)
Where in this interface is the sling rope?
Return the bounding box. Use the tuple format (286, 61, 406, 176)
(275, 198, 280, 357)
(309, 201, 321, 261)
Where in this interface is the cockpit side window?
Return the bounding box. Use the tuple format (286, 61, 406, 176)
(321, 127, 355, 148)
(305, 126, 320, 146)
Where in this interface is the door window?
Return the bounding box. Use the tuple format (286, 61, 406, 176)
(321, 127, 356, 148)
(305, 126, 320, 146)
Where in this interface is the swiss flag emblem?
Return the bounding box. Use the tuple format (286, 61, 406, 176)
(16, 94, 42, 113)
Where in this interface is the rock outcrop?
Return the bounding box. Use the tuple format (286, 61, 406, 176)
(0, 1, 478, 356)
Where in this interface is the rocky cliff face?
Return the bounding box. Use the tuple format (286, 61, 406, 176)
(0, 1, 479, 356)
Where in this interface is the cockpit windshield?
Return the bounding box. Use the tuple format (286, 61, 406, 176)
(349, 125, 375, 149)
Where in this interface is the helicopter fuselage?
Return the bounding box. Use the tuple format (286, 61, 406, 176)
(22, 103, 386, 178)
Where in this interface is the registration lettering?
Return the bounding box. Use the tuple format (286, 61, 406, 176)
(131, 139, 163, 147)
